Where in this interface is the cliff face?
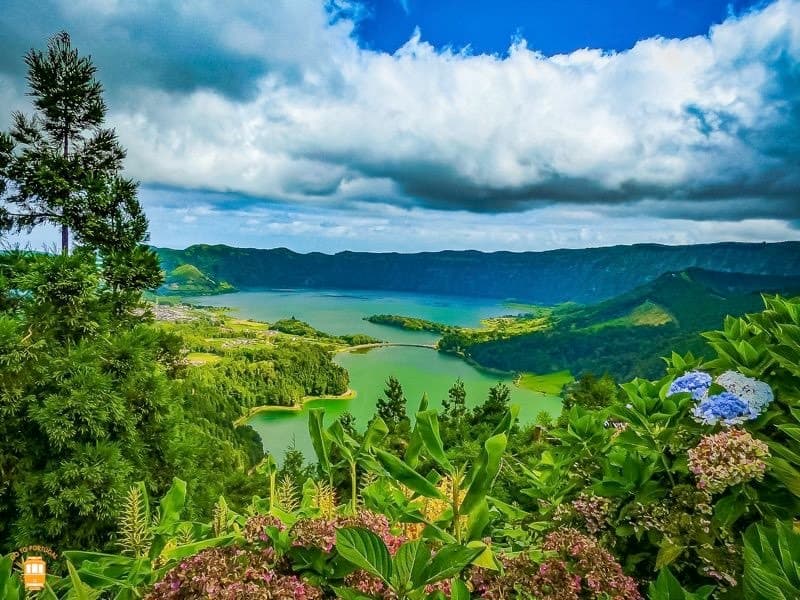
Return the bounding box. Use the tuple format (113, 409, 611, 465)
(154, 241, 800, 303)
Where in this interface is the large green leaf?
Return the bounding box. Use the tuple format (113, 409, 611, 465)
(361, 416, 388, 453)
(392, 539, 431, 592)
(327, 420, 355, 462)
(461, 434, 507, 515)
(0, 555, 22, 600)
(375, 449, 444, 499)
(336, 527, 392, 584)
(743, 522, 800, 599)
(157, 478, 186, 529)
(450, 577, 471, 600)
(67, 561, 95, 600)
(160, 535, 235, 562)
(655, 538, 685, 570)
(648, 568, 714, 600)
(416, 410, 453, 472)
(308, 408, 331, 476)
(331, 587, 374, 600)
(421, 544, 483, 585)
(766, 457, 800, 498)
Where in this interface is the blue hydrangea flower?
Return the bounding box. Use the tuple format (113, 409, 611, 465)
(692, 392, 754, 426)
(668, 371, 712, 400)
(716, 371, 774, 414)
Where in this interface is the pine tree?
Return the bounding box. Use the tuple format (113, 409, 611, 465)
(376, 375, 407, 427)
(443, 378, 468, 421)
(0, 32, 152, 262)
(471, 382, 511, 430)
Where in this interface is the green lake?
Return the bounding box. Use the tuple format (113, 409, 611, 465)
(188, 289, 563, 459)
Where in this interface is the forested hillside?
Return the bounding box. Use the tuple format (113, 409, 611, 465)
(440, 268, 800, 379)
(154, 241, 800, 303)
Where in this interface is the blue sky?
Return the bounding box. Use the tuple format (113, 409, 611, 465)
(357, 0, 760, 55)
(1, 0, 798, 252)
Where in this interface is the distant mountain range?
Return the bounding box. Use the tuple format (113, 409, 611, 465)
(154, 241, 800, 303)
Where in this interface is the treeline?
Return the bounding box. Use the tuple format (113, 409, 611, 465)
(365, 314, 455, 334)
(271, 316, 382, 346)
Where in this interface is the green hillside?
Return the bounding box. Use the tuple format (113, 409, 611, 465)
(438, 268, 800, 380)
(161, 263, 236, 295)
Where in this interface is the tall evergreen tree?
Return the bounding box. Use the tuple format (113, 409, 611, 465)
(471, 382, 512, 430)
(443, 377, 468, 421)
(0, 31, 152, 262)
(376, 376, 407, 428)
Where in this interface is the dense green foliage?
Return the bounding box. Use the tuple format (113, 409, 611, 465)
(366, 314, 455, 334)
(154, 242, 800, 303)
(4, 294, 798, 599)
(270, 316, 382, 346)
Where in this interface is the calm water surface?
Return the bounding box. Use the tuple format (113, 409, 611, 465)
(187, 289, 562, 459)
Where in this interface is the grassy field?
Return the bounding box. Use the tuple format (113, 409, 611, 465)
(516, 370, 573, 395)
(186, 352, 222, 365)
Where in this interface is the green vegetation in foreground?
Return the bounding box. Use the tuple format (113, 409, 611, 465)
(161, 262, 237, 295)
(5, 295, 800, 600)
(516, 369, 573, 395)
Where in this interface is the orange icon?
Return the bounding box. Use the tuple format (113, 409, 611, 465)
(23, 556, 47, 591)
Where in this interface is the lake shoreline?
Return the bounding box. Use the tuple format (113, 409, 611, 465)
(234, 388, 357, 427)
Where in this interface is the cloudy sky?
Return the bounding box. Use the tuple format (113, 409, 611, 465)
(1, 0, 799, 252)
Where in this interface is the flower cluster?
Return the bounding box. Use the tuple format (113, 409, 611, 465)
(471, 529, 641, 600)
(669, 370, 774, 426)
(716, 371, 774, 414)
(693, 392, 753, 427)
(243, 514, 285, 545)
(290, 510, 406, 554)
(146, 546, 322, 600)
(570, 493, 613, 534)
(668, 371, 712, 400)
(688, 429, 770, 494)
(542, 528, 642, 599)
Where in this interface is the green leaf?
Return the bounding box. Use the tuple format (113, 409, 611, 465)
(328, 420, 355, 462)
(67, 561, 94, 600)
(393, 539, 431, 591)
(450, 578, 471, 600)
(160, 535, 235, 562)
(361, 417, 388, 453)
(491, 406, 519, 438)
(766, 457, 800, 498)
(157, 478, 186, 528)
(421, 544, 483, 585)
(0, 555, 22, 600)
(331, 586, 376, 600)
(336, 527, 393, 584)
(308, 408, 331, 476)
(375, 449, 444, 499)
(648, 568, 714, 600)
(461, 434, 507, 515)
(655, 539, 685, 569)
(466, 540, 499, 570)
(416, 410, 453, 472)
